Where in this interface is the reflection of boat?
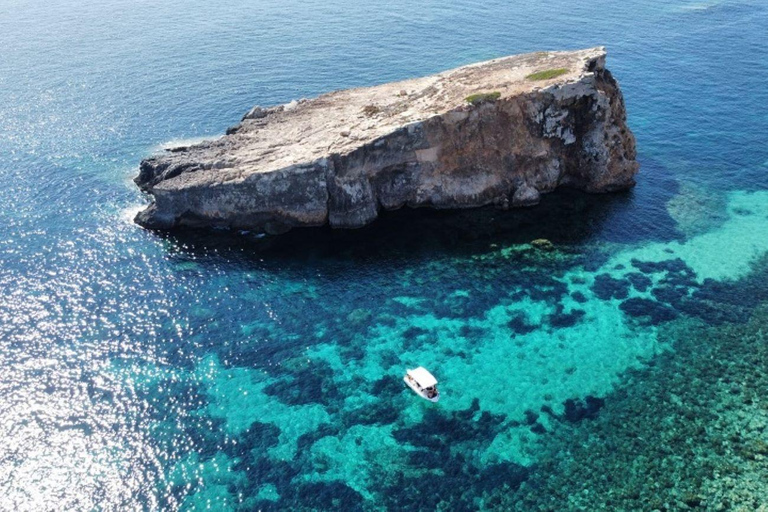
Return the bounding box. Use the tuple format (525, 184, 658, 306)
(404, 367, 440, 402)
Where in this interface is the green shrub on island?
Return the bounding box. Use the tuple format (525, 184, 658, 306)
(526, 68, 569, 81)
(465, 91, 501, 105)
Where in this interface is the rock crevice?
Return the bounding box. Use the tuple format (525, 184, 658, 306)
(135, 47, 638, 234)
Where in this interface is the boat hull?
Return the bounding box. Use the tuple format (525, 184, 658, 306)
(404, 376, 439, 402)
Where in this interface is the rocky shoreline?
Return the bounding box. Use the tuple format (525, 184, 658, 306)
(134, 47, 638, 234)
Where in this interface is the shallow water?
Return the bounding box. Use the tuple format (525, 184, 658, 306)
(1, 0, 768, 510)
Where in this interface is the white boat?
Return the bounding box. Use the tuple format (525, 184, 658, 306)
(404, 367, 440, 402)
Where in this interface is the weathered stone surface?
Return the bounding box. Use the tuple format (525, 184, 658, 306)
(135, 47, 638, 233)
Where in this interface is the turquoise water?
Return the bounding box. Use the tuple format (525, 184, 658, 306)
(2, 0, 768, 510)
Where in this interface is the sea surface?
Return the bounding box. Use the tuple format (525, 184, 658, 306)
(1, 0, 768, 510)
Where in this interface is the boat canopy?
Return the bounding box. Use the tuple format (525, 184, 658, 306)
(408, 367, 437, 388)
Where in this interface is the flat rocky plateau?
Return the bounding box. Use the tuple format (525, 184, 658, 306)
(135, 47, 638, 234)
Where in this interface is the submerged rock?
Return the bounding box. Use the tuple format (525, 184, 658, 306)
(135, 47, 638, 233)
(531, 238, 555, 251)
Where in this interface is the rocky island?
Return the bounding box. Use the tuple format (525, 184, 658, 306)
(135, 47, 638, 234)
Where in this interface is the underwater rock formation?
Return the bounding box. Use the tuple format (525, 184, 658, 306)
(134, 47, 638, 233)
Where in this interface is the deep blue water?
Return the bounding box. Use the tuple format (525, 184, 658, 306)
(1, 0, 767, 510)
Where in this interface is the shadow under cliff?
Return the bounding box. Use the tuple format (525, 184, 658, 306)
(154, 157, 679, 266)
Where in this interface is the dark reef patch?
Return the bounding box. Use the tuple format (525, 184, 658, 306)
(477, 462, 530, 493)
(508, 312, 538, 334)
(625, 272, 652, 292)
(571, 291, 588, 303)
(652, 285, 689, 305)
(292, 482, 364, 511)
(382, 398, 530, 509)
(548, 306, 586, 328)
(631, 257, 691, 276)
(402, 326, 430, 340)
(526, 277, 570, 303)
(342, 402, 401, 427)
(430, 291, 500, 320)
(295, 423, 340, 454)
(263, 363, 341, 407)
(562, 396, 605, 423)
(228, 454, 302, 509)
(370, 375, 406, 397)
(678, 297, 749, 326)
(620, 297, 679, 324)
(694, 273, 768, 309)
(392, 399, 505, 447)
(460, 324, 487, 340)
(652, 257, 768, 326)
(381, 457, 529, 511)
(236, 421, 281, 452)
(592, 273, 631, 300)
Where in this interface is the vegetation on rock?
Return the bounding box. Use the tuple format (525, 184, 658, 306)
(526, 68, 569, 81)
(465, 91, 501, 105)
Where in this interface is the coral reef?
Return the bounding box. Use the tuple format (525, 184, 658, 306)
(505, 302, 768, 511)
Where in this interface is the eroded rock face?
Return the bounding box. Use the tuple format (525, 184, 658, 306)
(135, 47, 638, 234)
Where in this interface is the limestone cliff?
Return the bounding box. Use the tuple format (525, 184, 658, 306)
(135, 47, 638, 234)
